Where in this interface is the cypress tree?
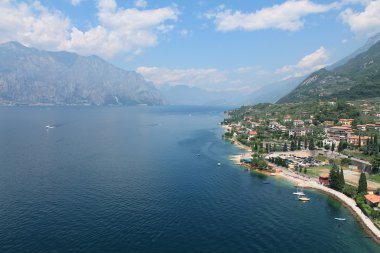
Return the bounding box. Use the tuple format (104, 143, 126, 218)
(304, 138, 308, 150)
(297, 139, 301, 150)
(358, 135, 361, 148)
(329, 163, 340, 191)
(309, 138, 315, 150)
(283, 142, 288, 152)
(290, 140, 296, 151)
(339, 168, 345, 191)
(331, 143, 336, 152)
(358, 172, 368, 194)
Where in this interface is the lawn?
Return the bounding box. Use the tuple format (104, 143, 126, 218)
(343, 150, 373, 162)
(304, 165, 332, 177)
(368, 173, 380, 184)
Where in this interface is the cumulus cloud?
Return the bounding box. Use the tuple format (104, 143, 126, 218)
(0, 0, 178, 58)
(206, 0, 337, 32)
(135, 0, 147, 8)
(71, 0, 82, 6)
(277, 47, 330, 77)
(340, 0, 380, 38)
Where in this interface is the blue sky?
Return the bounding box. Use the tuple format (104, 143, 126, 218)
(0, 0, 379, 91)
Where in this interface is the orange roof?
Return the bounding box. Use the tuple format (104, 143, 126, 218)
(249, 131, 257, 135)
(348, 136, 369, 140)
(364, 194, 380, 204)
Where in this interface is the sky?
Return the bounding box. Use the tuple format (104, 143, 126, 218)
(1, 0, 380, 92)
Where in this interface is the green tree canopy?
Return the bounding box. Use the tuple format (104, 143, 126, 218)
(358, 172, 368, 194)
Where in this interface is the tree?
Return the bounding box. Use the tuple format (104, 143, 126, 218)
(297, 139, 301, 150)
(283, 142, 288, 152)
(329, 163, 340, 191)
(358, 172, 368, 194)
(339, 168, 345, 191)
(372, 154, 380, 174)
(331, 143, 336, 152)
(309, 138, 315, 150)
(340, 158, 351, 167)
(290, 140, 297, 151)
(304, 138, 308, 150)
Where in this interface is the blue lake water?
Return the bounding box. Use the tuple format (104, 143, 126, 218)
(0, 106, 379, 253)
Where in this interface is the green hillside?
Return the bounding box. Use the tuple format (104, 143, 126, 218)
(278, 40, 380, 103)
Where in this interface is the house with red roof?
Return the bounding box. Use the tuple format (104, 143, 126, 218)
(364, 194, 380, 208)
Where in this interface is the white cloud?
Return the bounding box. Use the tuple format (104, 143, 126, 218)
(71, 0, 82, 6)
(0, 1, 70, 49)
(136, 67, 227, 87)
(277, 46, 330, 77)
(206, 0, 337, 32)
(135, 0, 147, 8)
(0, 0, 178, 58)
(340, 0, 380, 38)
(179, 29, 191, 37)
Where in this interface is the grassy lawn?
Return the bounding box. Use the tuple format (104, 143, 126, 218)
(343, 150, 373, 162)
(304, 165, 332, 177)
(368, 173, 380, 183)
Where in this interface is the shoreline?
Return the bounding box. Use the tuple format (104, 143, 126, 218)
(226, 136, 380, 245)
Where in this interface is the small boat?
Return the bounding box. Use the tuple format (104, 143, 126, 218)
(217, 162, 221, 166)
(334, 218, 346, 221)
(298, 196, 311, 202)
(293, 186, 305, 196)
(196, 154, 201, 156)
(45, 125, 54, 129)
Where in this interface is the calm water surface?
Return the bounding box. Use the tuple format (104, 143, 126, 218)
(0, 106, 379, 253)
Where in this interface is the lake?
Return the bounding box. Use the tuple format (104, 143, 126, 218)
(0, 106, 379, 253)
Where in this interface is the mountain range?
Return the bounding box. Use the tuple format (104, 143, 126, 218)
(278, 34, 380, 103)
(0, 42, 163, 106)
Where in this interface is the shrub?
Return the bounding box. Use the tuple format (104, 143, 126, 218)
(343, 184, 357, 198)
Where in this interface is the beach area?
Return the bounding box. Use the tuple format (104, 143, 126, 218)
(227, 139, 380, 244)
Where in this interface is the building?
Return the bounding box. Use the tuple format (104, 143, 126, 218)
(325, 126, 353, 141)
(364, 194, 380, 208)
(249, 130, 257, 138)
(269, 121, 287, 132)
(362, 109, 371, 115)
(289, 127, 312, 137)
(283, 115, 292, 122)
(323, 121, 335, 127)
(347, 136, 369, 146)
(293, 120, 305, 127)
(319, 174, 329, 185)
(323, 138, 338, 147)
(339, 119, 354, 126)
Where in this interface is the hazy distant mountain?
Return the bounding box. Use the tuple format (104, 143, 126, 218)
(278, 39, 380, 103)
(328, 33, 380, 70)
(159, 85, 238, 106)
(247, 76, 304, 104)
(160, 76, 302, 106)
(0, 42, 163, 105)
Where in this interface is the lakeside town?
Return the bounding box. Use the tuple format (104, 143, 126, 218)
(222, 99, 380, 235)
